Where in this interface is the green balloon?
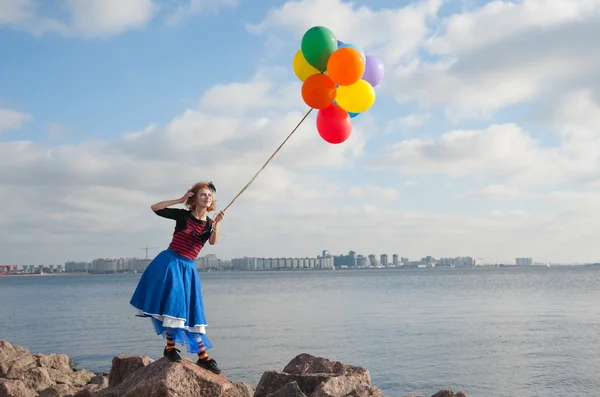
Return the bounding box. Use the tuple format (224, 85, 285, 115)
(301, 26, 337, 72)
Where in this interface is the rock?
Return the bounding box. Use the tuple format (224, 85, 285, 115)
(38, 383, 75, 397)
(0, 342, 29, 377)
(1, 340, 468, 397)
(255, 354, 380, 397)
(233, 382, 254, 397)
(73, 388, 93, 397)
(0, 379, 35, 397)
(21, 367, 53, 391)
(5, 355, 38, 380)
(431, 390, 455, 397)
(96, 357, 247, 397)
(107, 355, 153, 388)
(0, 341, 111, 397)
(47, 367, 95, 388)
(265, 381, 307, 397)
(34, 354, 75, 373)
(313, 376, 383, 397)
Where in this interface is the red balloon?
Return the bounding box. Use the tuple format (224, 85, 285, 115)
(316, 104, 352, 144)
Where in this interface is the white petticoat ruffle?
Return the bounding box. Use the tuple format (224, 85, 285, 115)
(135, 309, 207, 334)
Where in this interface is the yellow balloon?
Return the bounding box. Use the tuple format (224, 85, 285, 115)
(292, 50, 320, 82)
(335, 79, 376, 113)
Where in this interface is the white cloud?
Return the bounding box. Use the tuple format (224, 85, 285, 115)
(391, 0, 600, 120)
(427, 0, 600, 55)
(0, 0, 35, 25)
(0, 68, 372, 264)
(247, 0, 442, 65)
(164, 0, 239, 26)
(347, 185, 399, 201)
(0, 0, 156, 37)
(370, 123, 541, 179)
(64, 0, 157, 37)
(0, 108, 32, 135)
(384, 113, 431, 133)
(371, 86, 600, 193)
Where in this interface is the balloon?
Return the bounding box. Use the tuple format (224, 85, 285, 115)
(337, 40, 344, 47)
(327, 47, 365, 86)
(335, 79, 376, 113)
(301, 73, 337, 109)
(339, 43, 365, 60)
(348, 112, 360, 118)
(362, 55, 385, 87)
(316, 104, 352, 144)
(292, 50, 320, 82)
(301, 26, 338, 72)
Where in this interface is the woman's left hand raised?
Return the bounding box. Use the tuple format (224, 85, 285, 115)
(213, 211, 225, 223)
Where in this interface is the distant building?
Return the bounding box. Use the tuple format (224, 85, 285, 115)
(516, 257, 533, 266)
(380, 254, 388, 267)
(334, 251, 357, 268)
(357, 255, 369, 267)
(229, 255, 334, 271)
(368, 254, 378, 267)
(392, 254, 399, 267)
(65, 261, 89, 272)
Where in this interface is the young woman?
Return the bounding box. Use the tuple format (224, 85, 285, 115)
(130, 181, 224, 374)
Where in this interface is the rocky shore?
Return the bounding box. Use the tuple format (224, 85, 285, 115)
(0, 340, 466, 397)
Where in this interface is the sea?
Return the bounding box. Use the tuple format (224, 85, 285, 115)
(1, 266, 599, 397)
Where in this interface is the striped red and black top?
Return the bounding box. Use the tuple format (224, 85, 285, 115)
(154, 208, 213, 260)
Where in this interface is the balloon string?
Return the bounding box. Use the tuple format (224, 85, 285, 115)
(222, 108, 314, 212)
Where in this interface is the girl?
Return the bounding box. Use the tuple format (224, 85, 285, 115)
(130, 181, 224, 374)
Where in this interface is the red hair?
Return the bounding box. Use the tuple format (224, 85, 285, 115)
(185, 182, 217, 212)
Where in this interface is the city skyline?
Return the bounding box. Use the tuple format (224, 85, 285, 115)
(6, 247, 572, 272)
(2, 1, 600, 265)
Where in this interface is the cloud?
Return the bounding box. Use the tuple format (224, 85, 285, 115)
(384, 113, 431, 133)
(347, 185, 399, 201)
(427, 0, 600, 55)
(64, 0, 157, 37)
(247, 0, 442, 65)
(370, 123, 541, 179)
(371, 86, 600, 193)
(391, 0, 600, 120)
(164, 0, 239, 26)
(0, 108, 32, 135)
(0, 68, 371, 264)
(0, 0, 157, 37)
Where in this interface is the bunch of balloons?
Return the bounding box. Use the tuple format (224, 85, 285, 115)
(292, 26, 384, 144)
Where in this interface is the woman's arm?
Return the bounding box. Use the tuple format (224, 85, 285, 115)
(209, 222, 219, 245)
(209, 211, 225, 245)
(151, 192, 192, 212)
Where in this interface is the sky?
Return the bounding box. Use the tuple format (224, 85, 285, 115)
(1, 0, 600, 266)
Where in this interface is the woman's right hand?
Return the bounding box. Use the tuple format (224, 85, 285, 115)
(180, 191, 194, 203)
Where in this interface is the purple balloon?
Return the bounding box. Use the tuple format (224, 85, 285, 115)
(362, 55, 384, 87)
(337, 40, 344, 47)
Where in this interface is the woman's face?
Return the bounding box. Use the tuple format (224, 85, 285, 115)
(195, 187, 213, 208)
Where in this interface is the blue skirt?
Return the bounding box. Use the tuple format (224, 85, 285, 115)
(130, 248, 212, 353)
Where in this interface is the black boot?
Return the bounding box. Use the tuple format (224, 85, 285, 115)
(163, 347, 182, 362)
(196, 357, 221, 374)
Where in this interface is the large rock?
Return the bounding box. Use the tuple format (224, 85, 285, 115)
(255, 354, 381, 397)
(1, 340, 467, 397)
(0, 378, 36, 397)
(95, 357, 251, 397)
(0, 341, 30, 377)
(107, 355, 153, 388)
(0, 340, 110, 397)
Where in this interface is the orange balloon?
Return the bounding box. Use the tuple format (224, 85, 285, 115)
(301, 73, 337, 109)
(327, 47, 365, 86)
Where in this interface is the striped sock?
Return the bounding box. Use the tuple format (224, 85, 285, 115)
(197, 340, 209, 361)
(166, 336, 176, 352)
